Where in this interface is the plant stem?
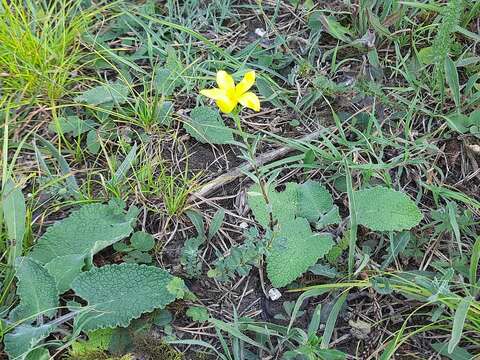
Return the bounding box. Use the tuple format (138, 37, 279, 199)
(231, 109, 275, 230)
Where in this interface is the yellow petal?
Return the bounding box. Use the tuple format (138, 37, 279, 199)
(238, 92, 260, 112)
(236, 70, 255, 96)
(216, 71, 235, 92)
(216, 97, 237, 114)
(200, 88, 229, 101)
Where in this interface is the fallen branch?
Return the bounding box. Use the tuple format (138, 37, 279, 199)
(189, 129, 323, 200)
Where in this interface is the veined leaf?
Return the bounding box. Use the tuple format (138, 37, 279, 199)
(4, 323, 55, 360)
(267, 218, 334, 287)
(247, 182, 298, 229)
(297, 180, 335, 223)
(74, 83, 129, 106)
(72, 263, 186, 330)
(45, 254, 86, 294)
(10, 257, 59, 323)
(354, 187, 423, 231)
(183, 106, 233, 144)
(30, 202, 137, 264)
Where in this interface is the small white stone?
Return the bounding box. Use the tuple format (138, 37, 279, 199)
(268, 288, 282, 301)
(255, 28, 266, 37)
(239, 221, 248, 229)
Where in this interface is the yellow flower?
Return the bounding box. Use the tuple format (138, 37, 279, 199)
(200, 70, 260, 114)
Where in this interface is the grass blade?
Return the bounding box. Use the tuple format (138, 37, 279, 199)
(37, 135, 80, 199)
(444, 57, 461, 109)
(2, 178, 26, 257)
(469, 237, 480, 297)
(448, 296, 472, 353)
(321, 292, 348, 348)
(109, 143, 138, 186)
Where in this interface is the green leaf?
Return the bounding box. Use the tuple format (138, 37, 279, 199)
(354, 187, 423, 231)
(154, 68, 178, 96)
(321, 293, 347, 348)
(186, 210, 205, 239)
(70, 328, 113, 355)
(208, 208, 225, 241)
(74, 83, 129, 106)
(431, 342, 473, 360)
(445, 113, 470, 133)
(45, 254, 86, 293)
(469, 237, 480, 297)
(37, 135, 80, 199)
(318, 15, 352, 43)
(448, 296, 472, 353)
(26, 348, 50, 360)
(267, 218, 334, 287)
(296, 180, 334, 223)
(130, 231, 155, 251)
(109, 143, 138, 186)
(445, 57, 461, 108)
(418, 47, 435, 65)
(157, 101, 173, 126)
(152, 309, 172, 326)
(316, 206, 341, 229)
(166, 277, 187, 299)
(30, 202, 137, 264)
(186, 306, 209, 322)
(10, 257, 59, 323)
(380, 232, 411, 269)
(86, 130, 101, 154)
(124, 250, 152, 264)
(2, 178, 26, 258)
(4, 323, 55, 360)
(308, 263, 339, 278)
(72, 263, 183, 330)
(48, 116, 97, 136)
(183, 106, 233, 145)
(247, 183, 298, 228)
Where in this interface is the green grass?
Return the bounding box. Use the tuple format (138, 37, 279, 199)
(0, 0, 102, 103)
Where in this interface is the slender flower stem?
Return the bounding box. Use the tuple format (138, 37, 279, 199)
(231, 109, 274, 230)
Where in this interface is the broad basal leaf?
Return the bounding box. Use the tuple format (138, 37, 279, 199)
(48, 116, 97, 136)
(4, 323, 55, 360)
(30, 202, 137, 264)
(10, 257, 59, 323)
(297, 180, 336, 224)
(71, 263, 185, 330)
(183, 106, 233, 144)
(247, 183, 298, 228)
(267, 218, 334, 287)
(74, 83, 129, 106)
(354, 187, 423, 231)
(45, 254, 86, 293)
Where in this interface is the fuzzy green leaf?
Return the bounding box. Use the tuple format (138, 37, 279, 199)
(247, 183, 298, 228)
(45, 254, 86, 293)
(30, 203, 137, 264)
(4, 323, 55, 360)
(183, 106, 233, 144)
(267, 218, 334, 287)
(130, 231, 155, 251)
(72, 263, 184, 330)
(297, 180, 335, 223)
(74, 83, 129, 106)
(48, 116, 97, 136)
(354, 187, 423, 231)
(10, 257, 59, 323)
